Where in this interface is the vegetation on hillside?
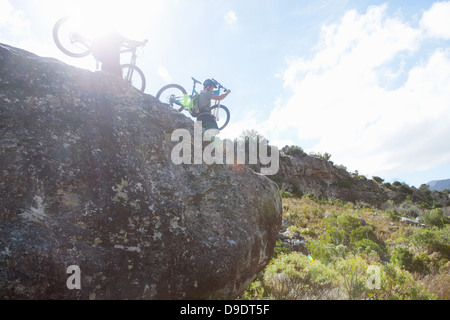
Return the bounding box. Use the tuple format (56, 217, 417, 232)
(241, 193, 449, 300)
(234, 134, 449, 299)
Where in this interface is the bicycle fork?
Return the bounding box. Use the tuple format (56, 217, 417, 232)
(125, 54, 137, 82)
(125, 68, 134, 82)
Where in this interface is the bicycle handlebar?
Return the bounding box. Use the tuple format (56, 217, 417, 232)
(192, 77, 202, 85)
(190, 77, 229, 92)
(212, 78, 228, 92)
(122, 39, 148, 51)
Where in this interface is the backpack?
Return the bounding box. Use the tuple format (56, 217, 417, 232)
(189, 92, 200, 117)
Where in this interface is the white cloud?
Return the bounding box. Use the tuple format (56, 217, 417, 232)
(273, 3, 450, 180)
(420, 1, 450, 39)
(0, 0, 31, 37)
(224, 10, 238, 25)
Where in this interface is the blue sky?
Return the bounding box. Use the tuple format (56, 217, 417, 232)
(2, 0, 450, 187)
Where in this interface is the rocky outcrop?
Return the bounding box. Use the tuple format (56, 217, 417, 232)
(274, 152, 388, 205)
(272, 150, 450, 208)
(0, 43, 282, 299)
(400, 217, 426, 227)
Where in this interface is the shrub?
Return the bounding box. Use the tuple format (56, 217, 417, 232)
(371, 264, 436, 300)
(383, 182, 393, 189)
(354, 238, 386, 258)
(240, 277, 265, 300)
(386, 208, 401, 221)
(282, 145, 306, 157)
(337, 213, 362, 234)
(372, 176, 384, 184)
(334, 164, 348, 171)
(422, 208, 448, 228)
(350, 226, 377, 243)
(280, 190, 294, 198)
(262, 252, 341, 299)
(306, 240, 348, 264)
(410, 226, 450, 259)
(411, 252, 432, 274)
(398, 200, 421, 218)
(334, 256, 369, 300)
(390, 247, 414, 271)
(421, 271, 450, 300)
(400, 184, 413, 195)
(320, 212, 387, 259)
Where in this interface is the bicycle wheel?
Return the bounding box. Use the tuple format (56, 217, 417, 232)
(53, 16, 91, 58)
(156, 84, 187, 111)
(210, 105, 230, 130)
(122, 64, 146, 92)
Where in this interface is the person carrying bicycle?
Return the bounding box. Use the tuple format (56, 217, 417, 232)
(197, 79, 231, 131)
(91, 29, 147, 78)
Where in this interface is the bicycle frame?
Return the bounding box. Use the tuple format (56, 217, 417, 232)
(121, 46, 139, 82)
(170, 77, 199, 110)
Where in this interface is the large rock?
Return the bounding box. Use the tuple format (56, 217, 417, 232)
(275, 152, 387, 204)
(0, 43, 282, 299)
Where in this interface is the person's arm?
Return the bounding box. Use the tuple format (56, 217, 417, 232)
(212, 90, 231, 101)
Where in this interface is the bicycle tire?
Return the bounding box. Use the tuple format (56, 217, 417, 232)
(53, 16, 91, 58)
(156, 84, 187, 111)
(210, 105, 230, 130)
(122, 64, 146, 92)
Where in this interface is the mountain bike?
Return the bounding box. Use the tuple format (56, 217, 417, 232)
(156, 77, 231, 130)
(52, 15, 147, 92)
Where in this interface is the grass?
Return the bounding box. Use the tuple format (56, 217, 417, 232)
(241, 194, 450, 300)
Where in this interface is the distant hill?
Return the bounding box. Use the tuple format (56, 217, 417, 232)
(427, 179, 450, 191)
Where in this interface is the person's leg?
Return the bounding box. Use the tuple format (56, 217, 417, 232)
(197, 114, 219, 132)
(101, 56, 123, 78)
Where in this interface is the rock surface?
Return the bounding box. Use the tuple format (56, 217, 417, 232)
(275, 152, 387, 204)
(272, 150, 450, 207)
(0, 43, 282, 299)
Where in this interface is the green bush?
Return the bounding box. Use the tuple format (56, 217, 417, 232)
(390, 247, 440, 274)
(390, 247, 414, 270)
(240, 277, 265, 300)
(261, 252, 341, 299)
(386, 208, 401, 221)
(354, 238, 386, 258)
(334, 256, 369, 300)
(398, 200, 421, 218)
(423, 208, 448, 228)
(350, 226, 377, 243)
(383, 182, 393, 189)
(323, 226, 346, 246)
(372, 176, 384, 183)
(244, 194, 446, 300)
(400, 184, 413, 195)
(282, 145, 306, 157)
(280, 190, 294, 198)
(410, 226, 450, 259)
(371, 264, 436, 300)
(411, 252, 432, 274)
(306, 240, 348, 264)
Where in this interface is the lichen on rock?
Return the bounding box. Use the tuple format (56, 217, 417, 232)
(0, 43, 282, 299)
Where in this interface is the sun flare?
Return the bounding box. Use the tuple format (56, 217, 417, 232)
(59, 0, 162, 40)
